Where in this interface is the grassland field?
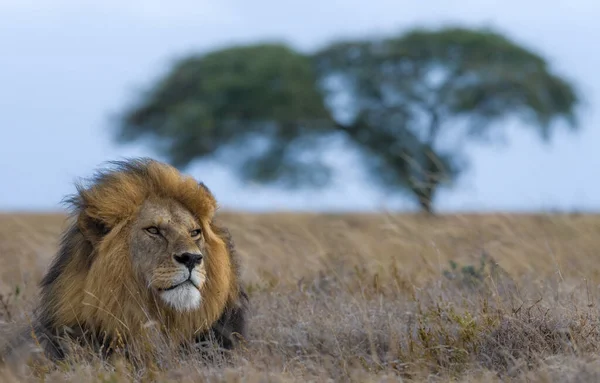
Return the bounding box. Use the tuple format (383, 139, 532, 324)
(1, 211, 600, 382)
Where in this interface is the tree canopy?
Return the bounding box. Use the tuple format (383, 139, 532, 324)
(115, 26, 580, 213)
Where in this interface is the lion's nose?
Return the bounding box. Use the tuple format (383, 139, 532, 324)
(174, 252, 203, 271)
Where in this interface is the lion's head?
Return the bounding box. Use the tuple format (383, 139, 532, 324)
(31, 158, 248, 360)
(128, 198, 209, 312)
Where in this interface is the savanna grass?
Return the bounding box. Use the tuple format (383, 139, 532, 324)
(1, 212, 600, 382)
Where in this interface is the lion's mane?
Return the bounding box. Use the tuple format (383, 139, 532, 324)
(29, 158, 248, 360)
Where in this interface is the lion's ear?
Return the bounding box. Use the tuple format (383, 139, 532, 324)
(77, 213, 111, 246)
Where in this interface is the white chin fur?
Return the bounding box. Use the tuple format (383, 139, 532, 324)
(159, 283, 201, 312)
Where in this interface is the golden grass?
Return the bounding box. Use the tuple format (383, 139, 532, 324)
(1, 211, 600, 382)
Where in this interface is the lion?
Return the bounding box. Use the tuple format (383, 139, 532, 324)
(3, 158, 249, 362)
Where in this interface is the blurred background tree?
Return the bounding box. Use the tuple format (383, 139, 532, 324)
(115, 26, 580, 213)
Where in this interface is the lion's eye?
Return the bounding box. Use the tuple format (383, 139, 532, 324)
(190, 228, 202, 238)
(145, 226, 160, 235)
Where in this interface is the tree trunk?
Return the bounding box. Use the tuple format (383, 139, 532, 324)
(414, 184, 436, 215)
(413, 150, 441, 215)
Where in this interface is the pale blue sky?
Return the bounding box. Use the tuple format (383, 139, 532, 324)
(0, 0, 598, 212)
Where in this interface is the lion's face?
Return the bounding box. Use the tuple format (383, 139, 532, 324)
(128, 198, 207, 312)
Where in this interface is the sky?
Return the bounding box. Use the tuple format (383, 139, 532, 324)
(0, 0, 598, 213)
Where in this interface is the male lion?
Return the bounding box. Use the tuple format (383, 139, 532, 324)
(5, 158, 249, 362)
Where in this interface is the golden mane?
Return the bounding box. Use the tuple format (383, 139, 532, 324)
(30, 158, 248, 360)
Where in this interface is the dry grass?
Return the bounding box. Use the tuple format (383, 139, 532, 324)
(1, 211, 600, 382)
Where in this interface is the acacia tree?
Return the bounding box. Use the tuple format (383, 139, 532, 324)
(117, 44, 335, 187)
(115, 27, 580, 213)
(312, 27, 580, 211)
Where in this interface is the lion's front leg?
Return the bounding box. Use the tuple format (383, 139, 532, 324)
(196, 289, 249, 351)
